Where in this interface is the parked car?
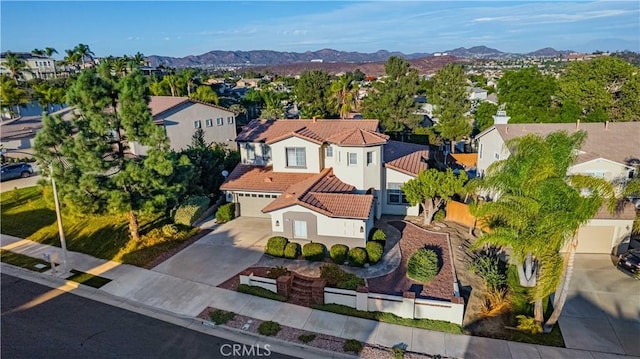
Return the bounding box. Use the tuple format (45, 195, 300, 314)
(617, 249, 640, 278)
(0, 162, 34, 181)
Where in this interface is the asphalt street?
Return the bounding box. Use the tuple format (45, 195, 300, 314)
(1, 274, 298, 359)
(0, 163, 41, 193)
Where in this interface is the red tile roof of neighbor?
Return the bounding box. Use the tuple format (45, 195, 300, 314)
(384, 140, 430, 176)
(486, 122, 640, 166)
(259, 168, 374, 219)
(219, 165, 316, 192)
(236, 119, 381, 145)
(148, 96, 233, 117)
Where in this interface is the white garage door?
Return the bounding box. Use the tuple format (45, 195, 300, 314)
(576, 226, 615, 254)
(237, 193, 274, 218)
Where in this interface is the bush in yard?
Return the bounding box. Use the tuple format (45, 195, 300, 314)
(348, 247, 368, 267)
(174, 196, 210, 226)
(407, 249, 439, 282)
(215, 202, 235, 224)
(265, 236, 289, 257)
(209, 309, 235, 325)
(284, 242, 300, 259)
(370, 228, 386, 245)
(237, 284, 286, 301)
(469, 254, 506, 291)
(516, 315, 542, 334)
(330, 244, 349, 264)
(266, 265, 290, 279)
(298, 333, 316, 344)
(343, 339, 363, 354)
(434, 209, 445, 222)
(302, 242, 326, 261)
(258, 321, 281, 336)
(161, 224, 179, 237)
(366, 241, 384, 264)
(320, 264, 365, 290)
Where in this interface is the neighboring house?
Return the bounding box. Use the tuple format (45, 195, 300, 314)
(0, 52, 57, 80)
(474, 118, 640, 254)
(468, 87, 488, 101)
(235, 78, 261, 88)
(131, 96, 237, 155)
(220, 119, 430, 248)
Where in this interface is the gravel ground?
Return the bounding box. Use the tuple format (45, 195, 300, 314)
(198, 307, 450, 358)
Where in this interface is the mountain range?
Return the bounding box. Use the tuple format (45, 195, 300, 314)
(146, 46, 574, 68)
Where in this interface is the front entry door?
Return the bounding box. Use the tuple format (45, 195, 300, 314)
(293, 220, 308, 239)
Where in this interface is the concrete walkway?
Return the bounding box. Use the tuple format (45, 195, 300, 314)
(2, 234, 638, 359)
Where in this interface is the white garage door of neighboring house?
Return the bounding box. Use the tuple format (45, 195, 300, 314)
(576, 226, 615, 254)
(237, 193, 274, 218)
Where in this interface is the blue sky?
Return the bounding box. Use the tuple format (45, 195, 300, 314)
(1, 1, 638, 58)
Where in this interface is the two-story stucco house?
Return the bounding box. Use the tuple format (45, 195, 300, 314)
(474, 118, 639, 254)
(220, 118, 430, 248)
(130, 96, 237, 156)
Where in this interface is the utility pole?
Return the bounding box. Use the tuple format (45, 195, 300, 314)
(50, 164, 69, 274)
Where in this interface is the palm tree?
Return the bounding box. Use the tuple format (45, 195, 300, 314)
(473, 131, 615, 330)
(3, 52, 30, 84)
(74, 43, 95, 66)
(330, 74, 358, 119)
(64, 49, 81, 70)
(131, 52, 145, 67)
(164, 74, 179, 96)
(32, 48, 45, 56)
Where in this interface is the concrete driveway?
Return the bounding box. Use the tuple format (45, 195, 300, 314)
(558, 253, 640, 356)
(152, 217, 271, 286)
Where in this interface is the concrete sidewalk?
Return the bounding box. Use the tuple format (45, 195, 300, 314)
(2, 235, 638, 359)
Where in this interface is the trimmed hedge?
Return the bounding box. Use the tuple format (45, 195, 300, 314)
(209, 310, 235, 325)
(371, 228, 387, 243)
(175, 196, 210, 226)
(237, 284, 286, 301)
(343, 339, 363, 354)
(348, 247, 368, 267)
(330, 244, 349, 264)
(284, 242, 300, 259)
(302, 242, 326, 261)
(215, 202, 235, 224)
(407, 249, 439, 282)
(258, 321, 281, 336)
(366, 241, 384, 264)
(265, 236, 289, 257)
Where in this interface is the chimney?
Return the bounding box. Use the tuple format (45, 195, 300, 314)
(576, 119, 580, 130)
(492, 110, 510, 125)
(605, 121, 609, 130)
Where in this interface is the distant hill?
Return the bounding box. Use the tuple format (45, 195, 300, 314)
(145, 46, 575, 68)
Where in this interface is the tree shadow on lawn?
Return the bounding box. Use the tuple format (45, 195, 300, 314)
(0, 208, 57, 239)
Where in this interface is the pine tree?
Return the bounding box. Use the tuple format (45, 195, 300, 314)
(429, 64, 471, 152)
(35, 68, 182, 241)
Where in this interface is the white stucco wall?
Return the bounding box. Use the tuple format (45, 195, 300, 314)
(381, 168, 420, 216)
(475, 128, 510, 176)
(269, 205, 371, 241)
(329, 145, 383, 191)
(568, 159, 632, 185)
(269, 137, 321, 173)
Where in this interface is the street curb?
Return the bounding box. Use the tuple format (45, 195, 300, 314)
(1, 263, 355, 359)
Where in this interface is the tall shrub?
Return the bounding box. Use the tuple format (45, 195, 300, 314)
(265, 236, 288, 257)
(175, 196, 210, 226)
(330, 244, 349, 264)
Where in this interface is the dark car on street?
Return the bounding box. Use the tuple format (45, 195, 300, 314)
(617, 249, 640, 278)
(0, 162, 34, 181)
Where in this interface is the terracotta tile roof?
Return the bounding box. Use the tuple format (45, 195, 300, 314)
(384, 140, 430, 176)
(236, 119, 380, 144)
(149, 96, 234, 117)
(219, 165, 316, 192)
(262, 168, 373, 219)
(326, 128, 389, 146)
(483, 122, 640, 167)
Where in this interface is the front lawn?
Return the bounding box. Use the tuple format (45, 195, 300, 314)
(1, 186, 198, 267)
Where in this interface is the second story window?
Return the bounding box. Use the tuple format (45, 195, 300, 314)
(366, 151, 374, 165)
(326, 146, 333, 157)
(348, 152, 358, 166)
(286, 147, 306, 168)
(227, 116, 234, 124)
(194, 120, 201, 129)
(246, 144, 255, 160)
(205, 119, 213, 127)
(262, 144, 271, 161)
(217, 118, 223, 126)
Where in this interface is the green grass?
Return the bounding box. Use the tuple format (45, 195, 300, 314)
(0, 186, 198, 267)
(0, 249, 51, 272)
(237, 284, 287, 302)
(313, 303, 463, 334)
(66, 269, 112, 288)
